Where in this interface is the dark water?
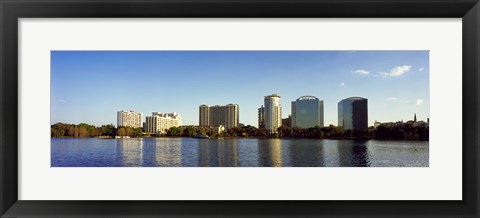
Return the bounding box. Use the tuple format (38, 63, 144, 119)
(51, 138, 429, 167)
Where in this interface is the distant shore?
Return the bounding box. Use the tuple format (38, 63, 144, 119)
(51, 122, 429, 141)
(51, 135, 428, 141)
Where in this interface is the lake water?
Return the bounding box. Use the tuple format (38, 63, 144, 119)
(51, 138, 428, 167)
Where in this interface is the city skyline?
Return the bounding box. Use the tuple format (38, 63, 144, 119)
(51, 51, 429, 127)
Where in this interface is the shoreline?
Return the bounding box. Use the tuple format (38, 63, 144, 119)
(51, 136, 429, 142)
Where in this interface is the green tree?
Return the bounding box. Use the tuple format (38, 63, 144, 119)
(100, 124, 116, 137)
(72, 127, 79, 137)
(167, 127, 182, 136)
(257, 128, 267, 137)
(277, 126, 292, 137)
(116, 127, 126, 136)
(78, 127, 88, 137)
(67, 126, 75, 137)
(79, 123, 96, 137)
(132, 128, 143, 137)
(183, 126, 197, 137)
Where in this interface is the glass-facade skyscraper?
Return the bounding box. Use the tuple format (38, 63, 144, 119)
(291, 96, 324, 128)
(338, 97, 368, 131)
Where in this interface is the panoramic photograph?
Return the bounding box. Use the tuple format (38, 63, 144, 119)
(51, 51, 429, 167)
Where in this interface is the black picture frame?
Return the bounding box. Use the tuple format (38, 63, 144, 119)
(1, 0, 479, 217)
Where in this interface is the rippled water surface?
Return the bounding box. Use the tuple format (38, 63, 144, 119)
(51, 138, 429, 167)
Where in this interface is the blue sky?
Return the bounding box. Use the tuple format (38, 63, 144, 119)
(51, 51, 429, 127)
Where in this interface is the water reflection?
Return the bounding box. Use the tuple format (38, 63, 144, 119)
(199, 139, 239, 167)
(337, 140, 370, 167)
(155, 138, 183, 167)
(288, 140, 325, 167)
(141, 138, 183, 167)
(258, 139, 283, 167)
(52, 138, 428, 167)
(116, 138, 184, 167)
(116, 138, 144, 167)
(141, 139, 156, 166)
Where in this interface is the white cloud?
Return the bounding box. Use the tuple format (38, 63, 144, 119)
(419, 67, 424, 72)
(386, 97, 397, 101)
(339, 82, 345, 87)
(403, 99, 425, 105)
(378, 72, 389, 78)
(390, 65, 412, 76)
(352, 69, 370, 75)
(58, 99, 66, 103)
(378, 65, 412, 78)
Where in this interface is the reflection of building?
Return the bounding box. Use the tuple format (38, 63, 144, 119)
(288, 140, 324, 167)
(199, 139, 238, 167)
(338, 97, 368, 131)
(291, 95, 324, 128)
(337, 141, 369, 167)
(199, 104, 239, 129)
(154, 138, 182, 167)
(263, 94, 282, 134)
(258, 139, 282, 167)
(145, 112, 182, 134)
(116, 138, 144, 166)
(117, 110, 143, 128)
(137, 138, 184, 167)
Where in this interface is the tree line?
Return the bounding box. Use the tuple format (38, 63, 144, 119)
(277, 124, 428, 140)
(164, 125, 267, 138)
(51, 123, 142, 138)
(167, 123, 428, 140)
(51, 122, 428, 141)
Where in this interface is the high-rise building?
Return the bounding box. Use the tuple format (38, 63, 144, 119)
(198, 104, 239, 129)
(117, 110, 143, 128)
(264, 94, 282, 134)
(145, 112, 182, 134)
(291, 95, 324, 128)
(199, 105, 210, 127)
(258, 105, 265, 128)
(282, 115, 292, 128)
(338, 97, 368, 131)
